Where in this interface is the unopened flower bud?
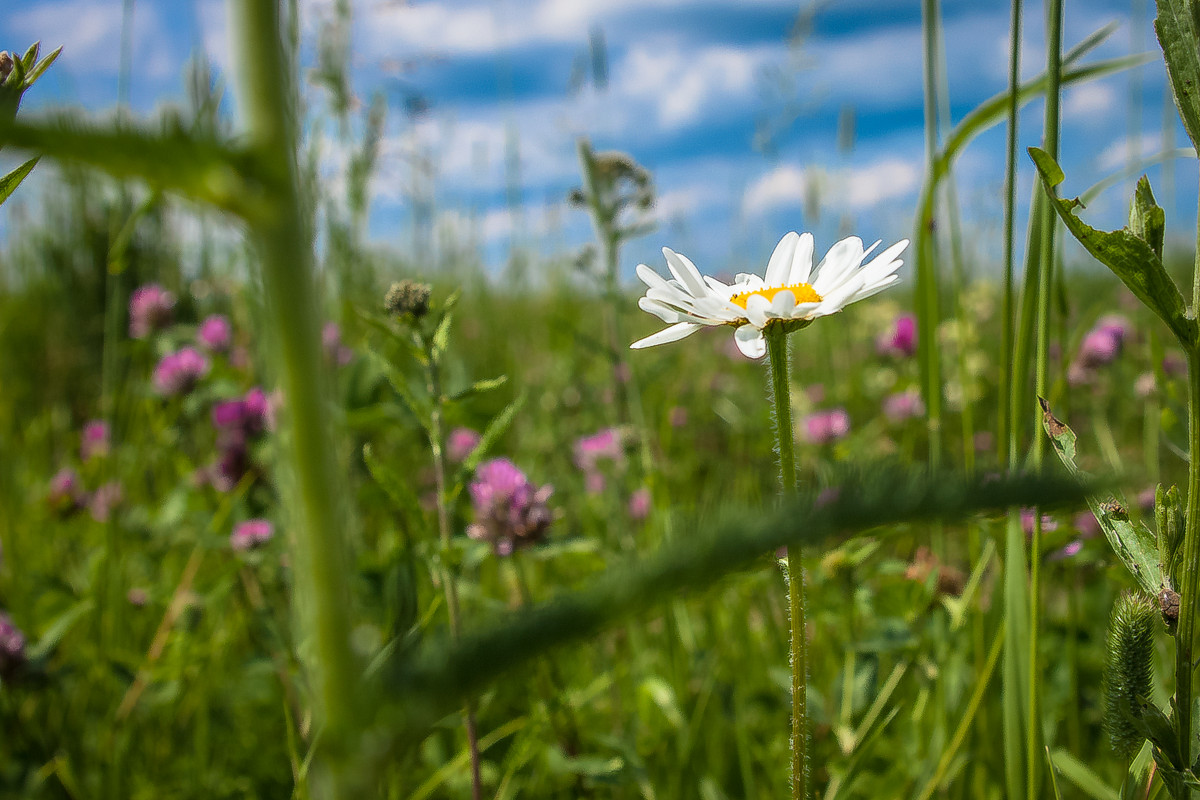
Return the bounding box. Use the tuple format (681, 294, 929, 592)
(384, 280, 432, 318)
(0, 52, 13, 83)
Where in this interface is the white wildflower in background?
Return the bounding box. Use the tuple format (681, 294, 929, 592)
(631, 232, 908, 358)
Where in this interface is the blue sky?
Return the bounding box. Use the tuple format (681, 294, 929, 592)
(2, 0, 1193, 279)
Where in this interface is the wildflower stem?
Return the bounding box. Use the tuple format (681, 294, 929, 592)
(1176, 346, 1200, 771)
(423, 335, 484, 800)
(765, 324, 807, 800)
(229, 0, 361, 794)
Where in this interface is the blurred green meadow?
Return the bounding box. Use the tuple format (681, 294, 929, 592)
(3, 2, 1200, 799)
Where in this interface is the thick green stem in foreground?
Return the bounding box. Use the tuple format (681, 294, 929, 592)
(229, 1, 360, 795)
(1177, 348, 1200, 773)
(766, 325, 808, 800)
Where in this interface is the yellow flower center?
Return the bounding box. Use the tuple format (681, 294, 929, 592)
(728, 283, 821, 310)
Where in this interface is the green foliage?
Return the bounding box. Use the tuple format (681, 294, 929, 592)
(1041, 397, 1165, 595)
(1029, 148, 1197, 349)
(1154, 0, 1200, 151)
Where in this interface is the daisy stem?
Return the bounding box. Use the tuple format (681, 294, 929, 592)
(765, 324, 808, 800)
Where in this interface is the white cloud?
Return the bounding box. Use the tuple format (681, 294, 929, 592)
(11, 0, 176, 82)
(743, 157, 920, 216)
(1098, 132, 1162, 171)
(844, 157, 920, 208)
(1064, 82, 1117, 117)
(743, 163, 807, 215)
(617, 43, 770, 128)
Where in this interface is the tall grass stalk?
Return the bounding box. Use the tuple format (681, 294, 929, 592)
(228, 1, 361, 795)
(998, 0, 1023, 467)
(917, 0, 944, 469)
(1030, 0, 1064, 784)
(1026, 1, 1063, 795)
(765, 324, 807, 800)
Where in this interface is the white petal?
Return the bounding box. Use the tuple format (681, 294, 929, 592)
(792, 301, 822, 319)
(813, 236, 865, 290)
(639, 297, 687, 324)
(788, 232, 815, 285)
(636, 263, 672, 291)
(856, 240, 909, 283)
(663, 248, 709, 298)
(733, 272, 765, 289)
(771, 289, 797, 318)
(764, 232, 799, 287)
(703, 275, 731, 293)
(734, 325, 766, 359)
(744, 294, 772, 328)
(631, 322, 704, 349)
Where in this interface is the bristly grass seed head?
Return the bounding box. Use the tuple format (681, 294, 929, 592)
(1104, 591, 1156, 761)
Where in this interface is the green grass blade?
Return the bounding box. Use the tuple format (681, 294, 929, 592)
(0, 155, 38, 205)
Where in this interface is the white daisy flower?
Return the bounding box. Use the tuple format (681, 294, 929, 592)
(630, 231, 909, 359)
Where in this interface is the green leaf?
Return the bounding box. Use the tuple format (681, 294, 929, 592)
(1155, 0, 1200, 150)
(450, 391, 526, 499)
(447, 375, 507, 403)
(1029, 148, 1197, 348)
(0, 112, 278, 220)
(0, 155, 38, 206)
(379, 466, 1095, 744)
(1130, 176, 1165, 260)
(22, 45, 62, 89)
(26, 599, 94, 661)
(1048, 749, 1118, 800)
(362, 443, 424, 517)
(366, 347, 432, 429)
(1040, 397, 1164, 595)
(19, 42, 39, 73)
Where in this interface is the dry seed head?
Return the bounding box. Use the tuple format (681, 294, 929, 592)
(384, 280, 432, 319)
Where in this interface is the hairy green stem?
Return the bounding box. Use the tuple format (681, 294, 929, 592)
(766, 325, 807, 800)
(1178, 347, 1200, 774)
(228, 1, 360, 794)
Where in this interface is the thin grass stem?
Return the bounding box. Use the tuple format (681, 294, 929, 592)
(1027, 0, 1063, 794)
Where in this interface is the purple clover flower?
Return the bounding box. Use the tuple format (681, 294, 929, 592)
(628, 487, 652, 521)
(231, 519, 274, 551)
(574, 428, 623, 471)
(447, 427, 482, 463)
(466, 458, 553, 556)
(47, 468, 88, 516)
(129, 283, 175, 339)
(207, 387, 271, 491)
(153, 347, 209, 396)
(876, 314, 917, 358)
(322, 322, 354, 366)
(197, 314, 233, 352)
(81, 420, 110, 461)
(0, 611, 25, 678)
(1020, 508, 1058, 536)
(803, 408, 850, 445)
(883, 389, 925, 423)
(89, 482, 123, 523)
